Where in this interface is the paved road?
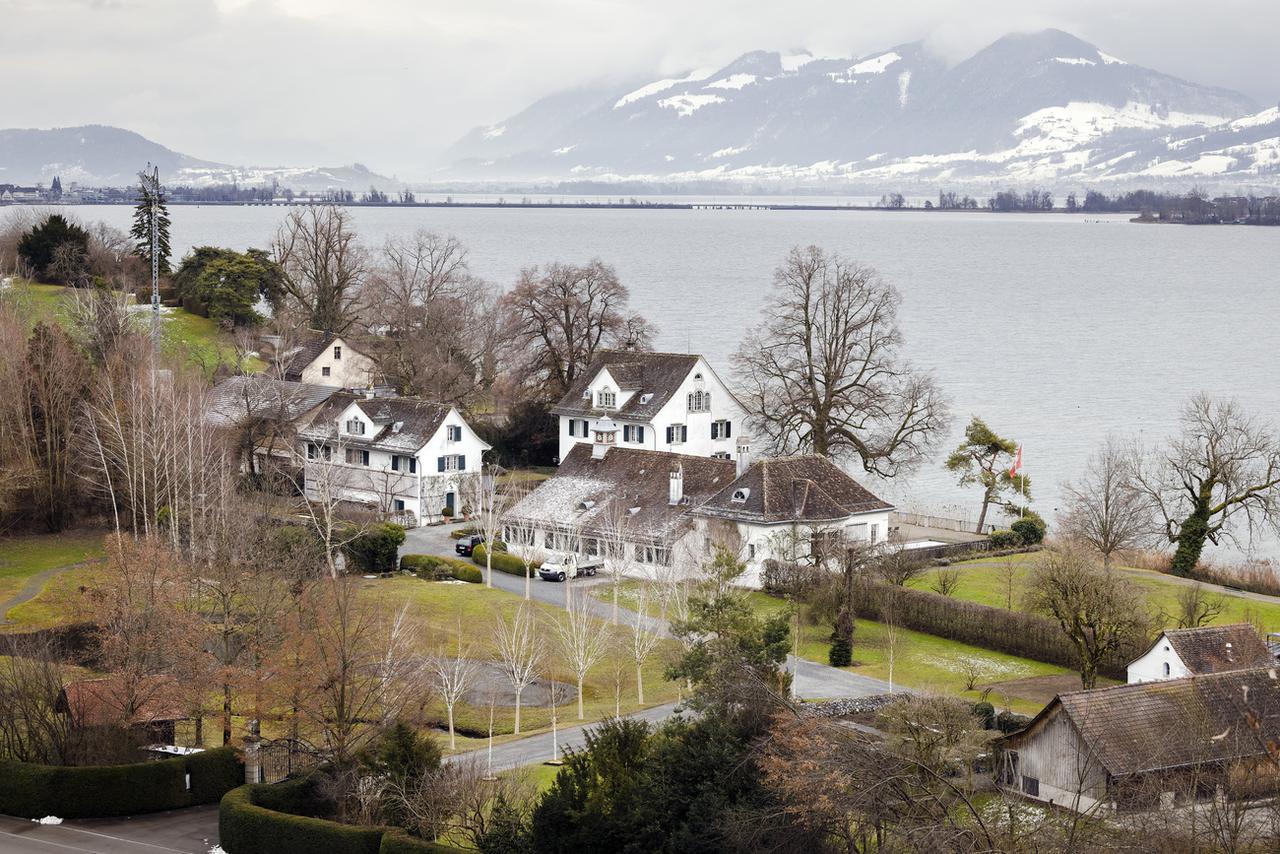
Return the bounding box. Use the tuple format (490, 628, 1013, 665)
(0, 806, 219, 853)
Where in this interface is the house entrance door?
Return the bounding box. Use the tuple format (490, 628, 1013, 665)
(445, 491, 455, 514)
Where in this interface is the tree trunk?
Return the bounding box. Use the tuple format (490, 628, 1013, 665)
(486, 549, 493, 588)
(577, 679, 585, 720)
(1080, 657, 1098, 690)
(448, 705, 455, 750)
(524, 565, 530, 600)
(636, 664, 645, 705)
(1171, 499, 1212, 577)
(976, 485, 994, 534)
(223, 685, 232, 746)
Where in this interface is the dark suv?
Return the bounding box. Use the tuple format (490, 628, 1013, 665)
(455, 534, 485, 556)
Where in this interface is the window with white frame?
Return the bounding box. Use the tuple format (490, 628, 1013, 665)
(333, 345, 342, 360)
(623, 424, 646, 443)
(711, 419, 732, 440)
(665, 424, 688, 444)
(345, 448, 370, 466)
(640, 544, 672, 566)
(345, 418, 365, 435)
(447, 424, 462, 442)
(322, 366, 331, 377)
(731, 488, 750, 503)
(440, 455, 460, 472)
(687, 390, 711, 412)
(747, 543, 756, 560)
(597, 387, 616, 408)
(394, 499, 405, 511)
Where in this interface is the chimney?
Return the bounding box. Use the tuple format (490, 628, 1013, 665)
(592, 416, 619, 460)
(736, 437, 751, 478)
(669, 462, 684, 505)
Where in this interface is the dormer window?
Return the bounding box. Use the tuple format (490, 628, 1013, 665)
(345, 418, 365, 435)
(731, 488, 751, 504)
(687, 390, 711, 412)
(597, 387, 616, 408)
(639, 393, 653, 405)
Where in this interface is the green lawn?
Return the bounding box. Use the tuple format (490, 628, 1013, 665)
(0, 529, 106, 617)
(367, 577, 681, 744)
(911, 552, 1280, 632)
(6, 280, 263, 375)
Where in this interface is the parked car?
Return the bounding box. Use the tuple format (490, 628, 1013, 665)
(537, 555, 601, 582)
(455, 534, 485, 557)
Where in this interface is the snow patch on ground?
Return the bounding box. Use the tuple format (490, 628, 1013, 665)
(1140, 153, 1237, 177)
(1051, 56, 1096, 66)
(897, 71, 911, 108)
(209, 846, 228, 854)
(656, 93, 725, 117)
(614, 69, 712, 109)
(482, 125, 506, 140)
(33, 817, 62, 825)
(1229, 106, 1280, 130)
(710, 145, 750, 158)
(1014, 101, 1228, 154)
(849, 51, 901, 75)
(704, 73, 756, 91)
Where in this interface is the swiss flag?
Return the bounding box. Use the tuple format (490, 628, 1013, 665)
(1009, 445, 1023, 479)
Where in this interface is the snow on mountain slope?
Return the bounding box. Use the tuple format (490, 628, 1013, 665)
(445, 29, 1270, 187)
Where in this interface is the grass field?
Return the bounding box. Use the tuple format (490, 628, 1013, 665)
(368, 576, 681, 745)
(911, 552, 1280, 632)
(0, 530, 106, 620)
(6, 280, 263, 375)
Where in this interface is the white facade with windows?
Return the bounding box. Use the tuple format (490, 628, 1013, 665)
(554, 351, 747, 464)
(297, 393, 489, 526)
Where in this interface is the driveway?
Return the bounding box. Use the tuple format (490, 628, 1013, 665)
(0, 806, 219, 853)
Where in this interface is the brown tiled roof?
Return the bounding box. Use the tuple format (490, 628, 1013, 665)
(1163, 624, 1274, 675)
(297, 392, 465, 453)
(278, 333, 375, 382)
(205, 376, 340, 427)
(552, 350, 701, 422)
(58, 675, 187, 728)
(694, 455, 894, 524)
(1003, 667, 1280, 777)
(504, 444, 735, 543)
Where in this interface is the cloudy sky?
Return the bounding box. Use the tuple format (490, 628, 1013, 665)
(2, 0, 1276, 178)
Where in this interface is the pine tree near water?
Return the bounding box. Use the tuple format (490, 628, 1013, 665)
(131, 168, 172, 276)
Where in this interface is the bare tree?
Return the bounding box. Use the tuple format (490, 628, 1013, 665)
(629, 584, 664, 705)
(875, 543, 927, 587)
(1062, 435, 1153, 567)
(931, 566, 962, 597)
(1174, 582, 1226, 629)
(734, 245, 949, 477)
(427, 624, 479, 750)
(508, 511, 541, 601)
(0, 636, 73, 764)
(879, 583, 905, 692)
(1025, 547, 1151, 688)
(271, 205, 365, 333)
(1130, 395, 1280, 576)
(492, 603, 543, 734)
(64, 285, 141, 363)
(466, 464, 507, 588)
(598, 501, 637, 625)
(502, 259, 654, 399)
(551, 594, 611, 720)
(23, 321, 90, 531)
(996, 555, 1019, 609)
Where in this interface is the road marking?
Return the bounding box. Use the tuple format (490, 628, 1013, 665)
(0, 828, 101, 852)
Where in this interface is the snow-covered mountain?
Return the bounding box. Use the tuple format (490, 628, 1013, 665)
(444, 30, 1279, 187)
(0, 125, 396, 190)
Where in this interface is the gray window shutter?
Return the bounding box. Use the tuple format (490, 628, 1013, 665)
(711, 423, 718, 440)
(681, 425, 688, 442)
(409, 457, 417, 474)
(637, 426, 645, 443)
(569, 419, 576, 437)
(362, 450, 369, 466)
(391, 455, 400, 471)
(438, 456, 446, 472)
(458, 454, 466, 469)
(665, 426, 673, 443)
(725, 421, 731, 438)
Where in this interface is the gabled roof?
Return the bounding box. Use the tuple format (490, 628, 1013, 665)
(552, 350, 701, 422)
(694, 455, 893, 524)
(504, 444, 735, 542)
(297, 392, 477, 454)
(1158, 624, 1275, 675)
(1002, 666, 1280, 777)
(278, 332, 374, 381)
(205, 376, 340, 427)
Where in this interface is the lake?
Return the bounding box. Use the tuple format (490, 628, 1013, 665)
(54, 203, 1280, 558)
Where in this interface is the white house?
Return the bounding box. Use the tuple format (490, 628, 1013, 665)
(551, 350, 748, 464)
(205, 375, 343, 473)
(502, 419, 893, 587)
(296, 392, 490, 526)
(281, 333, 379, 388)
(1126, 623, 1273, 684)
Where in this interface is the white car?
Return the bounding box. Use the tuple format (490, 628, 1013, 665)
(537, 555, 601, 582)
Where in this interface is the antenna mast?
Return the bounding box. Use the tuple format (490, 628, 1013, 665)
(147, 164, 161, 350)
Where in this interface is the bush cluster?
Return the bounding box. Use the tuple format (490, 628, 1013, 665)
(1010, 517, 1047, 545)
(470, 544, 529, 577)
(0, 746, 242, 819)
(854, 583, 1127, 679)
(989, 529, 1021, 548)
(398, 554, 482, 583)
(342, 523, 407, 573)
(219, 776, 460, 854)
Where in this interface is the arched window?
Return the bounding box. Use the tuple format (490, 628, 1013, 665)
(688, 390, 710, 413)
(1163, 662, 1171, 677)
(597, 387, 616, 408)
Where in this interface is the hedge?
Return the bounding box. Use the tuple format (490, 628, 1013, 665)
(399, 554, 482, 583)
(471, 544, 530, 578)
(219, 776, 462, 854)
(0, 746, 243, 819)
(854, 583, 1130, 679)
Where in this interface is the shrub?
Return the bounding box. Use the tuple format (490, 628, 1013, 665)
(990, 529, 1021, 548)
(971, 701, 996, 729)
(342, 523, 407, 573)
(995, 710, 1032, 734)
(471, 544, 530, 577)
(828, 635, 852, 667)
(0, 746, 242, 819)
(441, 506, 454, 518)
(1011, 517, 1047, 545)
(449, 526, 478, 539)
(399, 554, 482, 583)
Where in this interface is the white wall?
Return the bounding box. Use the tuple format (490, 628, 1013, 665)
(729, 511, 893, 588)
(1127, 636, 1191, 683)
(299, 337, 377, 388)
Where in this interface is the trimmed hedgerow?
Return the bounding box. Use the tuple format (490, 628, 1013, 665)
(471, 544, 529, 578)
(990, 529, 1022, 548)
(0, 746, 243, 819)
(219, 777, 463, 854)
(399, 554, 481, 583)
(853, 583, 1129, 679)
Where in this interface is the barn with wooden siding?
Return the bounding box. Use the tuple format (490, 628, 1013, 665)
(997, 666, 1280, 813)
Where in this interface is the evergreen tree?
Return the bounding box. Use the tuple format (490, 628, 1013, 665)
(17, 214, 90, 283)
(131, 167, 172, 276)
